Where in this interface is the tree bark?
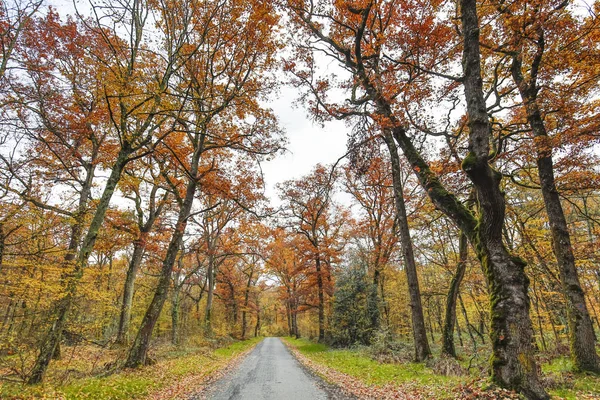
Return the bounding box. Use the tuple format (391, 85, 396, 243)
(383, 131, 431, 361)
(459, 1, 547, 396)
(511, 41, 600, 373)
(286, 300, 293, 336)
(369, 268, 381, 335)
(125, 139, 201, 368)
(0, 222, 5, 274)
(204, 256, 215, 335)
(254, 296, 261, 338)
(171, 282, 181, 345)
(442, 232, 468, 358)
(116, 236, 145, 345)
(242, 272, 253, 340)
(292, 299, 300, 339)
(315, 254, 325, 341)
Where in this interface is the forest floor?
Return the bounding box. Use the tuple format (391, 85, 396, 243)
(1, 336, 599, 399)
(0, 336, 261, 399)
(283, 337, 600, 400)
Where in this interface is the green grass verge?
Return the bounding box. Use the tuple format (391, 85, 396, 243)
(0, 337, 262, 400)
(284, 337, 600, 400)
(284, 337, 461, 397)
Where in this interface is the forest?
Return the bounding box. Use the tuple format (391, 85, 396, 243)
(0, 0, 599, 399)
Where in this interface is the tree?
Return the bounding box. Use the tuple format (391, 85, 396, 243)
(285, 0, 547, 396)
(124, 0, 283, 367)
(485, 0, 600, 372)
(343, 155, 398, 333)
(278, 164, 347, 341)
(330, 254, 374, 346)
(116, 160, 171, 345)
(17, 0, 183, 381)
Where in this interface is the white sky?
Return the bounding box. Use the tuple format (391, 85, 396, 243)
(261, 84, 349, 204)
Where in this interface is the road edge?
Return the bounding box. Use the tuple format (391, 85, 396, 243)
(146, 339, 263, 400)
(280, 337, 358, 400)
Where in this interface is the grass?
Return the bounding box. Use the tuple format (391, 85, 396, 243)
(284, 337, 600, 400)
(542, 356, 600, 399)
(0, 336, 262, 399)
(284, 337, 461, 397)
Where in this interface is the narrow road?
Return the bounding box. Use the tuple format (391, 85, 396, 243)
(205, 337, 331, 400)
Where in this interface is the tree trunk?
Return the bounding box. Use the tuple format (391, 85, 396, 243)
(292, 300, 299, 339)
(171, 283, 181, 345)
(383, 131, 431, 362)
(511, 46, 600, 373)
(242, 272, 253, 340)
(369, 269, 381, 336)
(315, 254, 325, 341)
(116, 236, 146, 345)
(459, 1, 547, 396)
(442, 232, 468, 358)
(0, 223, 5, 274)
(254, 297, 261, 338)
(28, 150, 126, 384)
(125, 139, 201, 368)
(286, 299, 293, 336)
(204, 257, 215, 335)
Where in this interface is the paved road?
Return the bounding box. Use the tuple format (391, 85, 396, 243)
(206, 337, 329, 400)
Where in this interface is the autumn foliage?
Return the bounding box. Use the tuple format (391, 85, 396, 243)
(0, 0, 599, 399)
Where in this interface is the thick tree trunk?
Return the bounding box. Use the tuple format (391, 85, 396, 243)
(459, 1, 547, 396)
(383, 132, 431, 362)
(511, 48, 600, 373)
(442, 232, 468, 358)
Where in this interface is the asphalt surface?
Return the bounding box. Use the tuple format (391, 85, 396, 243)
(205, 337, 331, 400)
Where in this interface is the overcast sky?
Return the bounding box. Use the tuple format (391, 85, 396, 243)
(260, 85, 349, 203)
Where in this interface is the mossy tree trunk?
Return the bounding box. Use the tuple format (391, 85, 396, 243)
(511, 38, 600, 373)
(458, 0, 547, 396)
(442, 232, 468, 358)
